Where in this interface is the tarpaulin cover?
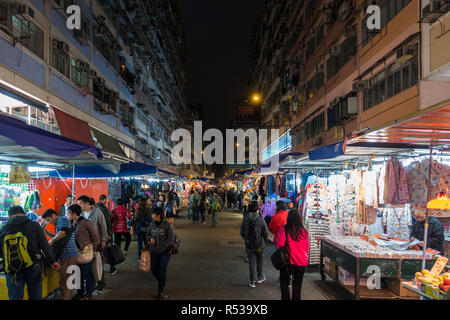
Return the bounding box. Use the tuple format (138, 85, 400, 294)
(0, 112, 102, 158)
(48, 161, 157, 178)
(90, 127, 128, 159)
(308, 139, 348, 161)
(53, 108, 95, 146)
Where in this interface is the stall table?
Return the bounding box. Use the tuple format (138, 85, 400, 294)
(0, 266, 59, 300)
(320, 236, 437, 300)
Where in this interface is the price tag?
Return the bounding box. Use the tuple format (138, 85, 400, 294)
(430, 256, 449, 275)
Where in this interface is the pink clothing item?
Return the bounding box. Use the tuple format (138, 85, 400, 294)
(111, 205, 132, 233)
(275, 226, 309, 267)
(397, 162, 410, 204)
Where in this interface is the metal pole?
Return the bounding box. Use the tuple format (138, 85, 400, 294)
(422, 146, 433, 270)
(71, 164, 75, 205)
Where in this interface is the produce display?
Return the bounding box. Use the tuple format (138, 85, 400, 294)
(415, 270, 450, 297)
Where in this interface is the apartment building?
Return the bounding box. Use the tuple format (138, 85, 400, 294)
(249, 0, 450, 156)
(0, 0, 189, 171)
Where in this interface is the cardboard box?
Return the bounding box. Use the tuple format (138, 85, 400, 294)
(387, 278, 419, 298)
(338, 267, 368, 286)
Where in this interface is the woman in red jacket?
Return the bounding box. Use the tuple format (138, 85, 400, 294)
(110, 199, 132, 268)
(269, 201, 288, 241)
(275, 209, 309, 300)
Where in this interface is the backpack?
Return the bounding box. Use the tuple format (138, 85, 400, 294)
(246, 218, 262, 250)
(3, 221, 34, 274)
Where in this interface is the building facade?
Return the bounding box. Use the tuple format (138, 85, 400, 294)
(249, 0, 450, 156)
(0, 0, 189, 171)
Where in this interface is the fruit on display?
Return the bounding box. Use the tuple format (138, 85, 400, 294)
(416, 270, 450, 292)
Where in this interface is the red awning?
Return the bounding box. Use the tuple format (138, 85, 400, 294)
(53, 107, 95, 146)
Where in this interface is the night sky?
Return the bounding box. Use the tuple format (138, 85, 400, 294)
(179, 0, 264, 131)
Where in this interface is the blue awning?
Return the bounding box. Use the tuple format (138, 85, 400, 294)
(255, 152, 303, 173)
(308, 139, 348, 161)
(0, 112, 102, 158)
(0, 85, 48, 112)
(48, 161, 157, 178)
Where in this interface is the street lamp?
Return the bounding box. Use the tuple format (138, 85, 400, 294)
(252, 94, 261, 102)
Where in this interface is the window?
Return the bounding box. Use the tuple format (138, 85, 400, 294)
(11, 16, 44, 59)
(363, 58, 418, 111)
(327, 36, 357, 79)
(362, 0, 412, 46)
(70, 58, 89, 87)
(304, 112, 324, 140)
(52, 47, 70, 78)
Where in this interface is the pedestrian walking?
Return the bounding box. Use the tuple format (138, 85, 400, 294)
(77, 195, 108, 293)
(146, 207, 174, 300)
(110, 198, 132, 274)
(134, 197, 152, 260)
(0, 206, 60, 300)
(187, 190, 194, 219)
(97, 195, 113, 244)
(42, 209, 78, 300)
(191, 190, 200, 223)
(268, 201, 288, 241)
(67, 204, 100, 300)
(210, 191, 223, 227)
(240, 202, 269, 288)
(274, 209, 309, 300)
(164, 193, 176, 226)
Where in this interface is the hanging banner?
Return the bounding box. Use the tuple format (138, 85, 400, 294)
(308, 138, 348, 161)
(9, 165, 31, 184)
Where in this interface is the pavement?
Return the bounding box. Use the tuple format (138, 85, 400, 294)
(94, 208, 352, 300)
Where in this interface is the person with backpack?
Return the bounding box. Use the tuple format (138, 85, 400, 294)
(0, 206, 60, 300)
(240, 202, 269, 288)
(67, 204, 100, 300)
(42, 209, 78, 300)
(134, 197, 152, 260)
(146, 207, 174, 300)
(275, 209, 309, 300)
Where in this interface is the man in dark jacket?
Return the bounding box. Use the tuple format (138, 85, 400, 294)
(410, 212, 445, 255)
(59, 194, 72, 217)
(240, 202, 269, 288)
(97, 195, 112, 241)
(0, 206, 60, 300)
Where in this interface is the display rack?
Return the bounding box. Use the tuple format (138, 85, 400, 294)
(320, 237, 437, 300)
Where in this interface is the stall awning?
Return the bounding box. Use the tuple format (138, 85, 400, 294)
(48, 161, 157, 178)
(0, 112, 102, 159)
(53, 107, 95, 146)
(308, 139, 348, 161)
(90, 127, 128, 159)
(0, 84, 48, 112)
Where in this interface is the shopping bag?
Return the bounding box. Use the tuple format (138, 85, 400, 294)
(139, 250, 151, 272)
(77, 243, 94, 264)
(91, 252, 103, 282)
(110, 244, 125, 265)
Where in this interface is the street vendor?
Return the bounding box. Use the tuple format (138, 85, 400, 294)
(410, 209, 445, 255)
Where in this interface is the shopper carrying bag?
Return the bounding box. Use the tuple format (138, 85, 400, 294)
(274, 209, 309, 300)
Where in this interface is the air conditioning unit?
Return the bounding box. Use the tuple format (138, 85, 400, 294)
(353, 80, 368, 92)
(347, 96, 358, 115)
(52, 40, 70, 54)
(13, 4, 35, 20)
(93, 26, 104, 36)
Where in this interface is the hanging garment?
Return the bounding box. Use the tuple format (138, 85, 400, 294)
(382, 205, 412, 240)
